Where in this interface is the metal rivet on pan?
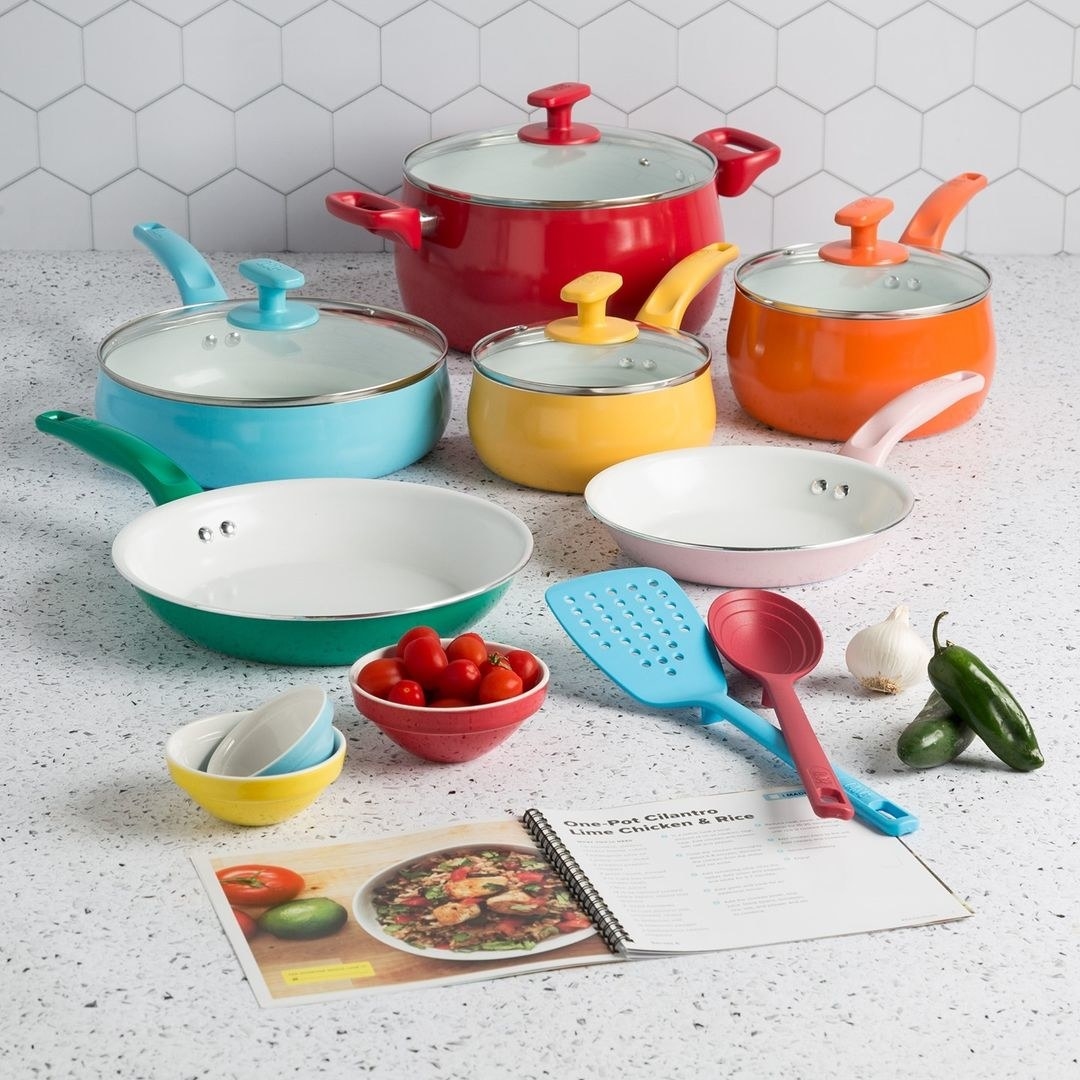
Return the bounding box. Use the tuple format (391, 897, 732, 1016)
(197, 526, 214, 543)
(811, 479, 828, 494)
(219, 521, 237, 536)
(201, 334, 217, 350)
(225, 331, 242, 347)
(638, 157, 650, 167)
(833, 484, 850, 499)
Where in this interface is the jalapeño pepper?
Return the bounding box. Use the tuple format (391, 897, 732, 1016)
(927, 612, 1043, 772)
(897, 689, 976, 769)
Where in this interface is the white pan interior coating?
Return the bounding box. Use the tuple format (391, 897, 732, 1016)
(110, 478, 533, 619)
(584, 446, 913, 553)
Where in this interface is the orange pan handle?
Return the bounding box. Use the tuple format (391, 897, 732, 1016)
(899, 172, 988, 251)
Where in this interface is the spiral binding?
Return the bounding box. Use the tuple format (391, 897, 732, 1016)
(522, 809, 631, 954)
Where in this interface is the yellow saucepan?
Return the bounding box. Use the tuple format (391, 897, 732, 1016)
(467, 242, 740, 494)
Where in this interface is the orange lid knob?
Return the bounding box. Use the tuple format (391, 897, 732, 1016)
(819, 196, 909, 267)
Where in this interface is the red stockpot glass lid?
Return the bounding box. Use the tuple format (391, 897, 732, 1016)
(734, 195, 991, 319)
(403, 84, 718, 208)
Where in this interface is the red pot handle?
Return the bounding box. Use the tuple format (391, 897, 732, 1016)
(518, 82, 601, 145)
(325, 191, 422, 251)
(692, 128, 781, 197)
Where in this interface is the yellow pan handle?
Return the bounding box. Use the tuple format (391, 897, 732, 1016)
(635, 242, 740, 330)
(545, 271, 639, 345)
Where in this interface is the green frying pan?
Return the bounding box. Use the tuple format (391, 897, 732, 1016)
(36, 411, 533, 666)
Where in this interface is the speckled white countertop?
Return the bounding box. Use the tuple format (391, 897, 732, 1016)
(3, 249, 1078, 1080)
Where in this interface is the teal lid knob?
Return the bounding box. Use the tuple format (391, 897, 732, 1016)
(227, 259, 319, 331)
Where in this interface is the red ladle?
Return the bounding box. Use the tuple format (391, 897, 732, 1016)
(707, 590, 854, 821)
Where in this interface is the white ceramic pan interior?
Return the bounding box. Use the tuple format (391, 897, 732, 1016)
(584, 446, 910, 588)
(112, 477, 532, 618)
(584, 372, 985, 588)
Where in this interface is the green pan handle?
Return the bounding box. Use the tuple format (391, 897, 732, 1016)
(35, 411, 205, 506)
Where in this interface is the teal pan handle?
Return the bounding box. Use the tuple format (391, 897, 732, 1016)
(35, 410, 205, 506)
(700, 696, 919, 837)
(133, 222, 228, 305)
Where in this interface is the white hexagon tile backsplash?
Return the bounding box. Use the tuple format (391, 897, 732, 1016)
(0, 0, 1078, 252)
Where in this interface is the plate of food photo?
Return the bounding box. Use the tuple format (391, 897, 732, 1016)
(353, 843, 596, 961)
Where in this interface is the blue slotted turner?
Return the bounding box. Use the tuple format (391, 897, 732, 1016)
(544, 567, 918, 837)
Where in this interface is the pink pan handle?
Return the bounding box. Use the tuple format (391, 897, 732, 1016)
(840, 371, 985, 467)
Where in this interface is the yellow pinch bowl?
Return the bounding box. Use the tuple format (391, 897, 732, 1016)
(166, 711, 346, 826)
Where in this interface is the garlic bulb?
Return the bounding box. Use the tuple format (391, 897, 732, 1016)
(845, 605, 931, 694)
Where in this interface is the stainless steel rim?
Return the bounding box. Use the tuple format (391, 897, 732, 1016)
(403, 127, 717, 209)
(98, 299, 448, 407)
(470, 325, 711, 395)
(733, 244, 992, 320)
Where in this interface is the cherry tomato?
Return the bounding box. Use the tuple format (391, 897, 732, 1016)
(429, 697, 473, 708)
(506, 649, 542, 690)
(437, 658, 482, 702)
(477, 667, 524, 704)
(478, 650, 511, 680)
(387, 679, 426, 706)
(357, 657, 406, 698)
(395, 624, 441, 657)
(445, 632, 488, 667)
(233, 908, 259, 940)
(216, 864, 305, 907)
(401, 636, 449, 689)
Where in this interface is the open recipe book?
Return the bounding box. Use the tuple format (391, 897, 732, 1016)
(192, 787, 971, 1007)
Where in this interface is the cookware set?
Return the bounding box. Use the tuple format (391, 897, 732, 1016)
(35, 89, 995, 817)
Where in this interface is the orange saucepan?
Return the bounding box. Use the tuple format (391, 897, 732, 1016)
(725, 173, 993, 440)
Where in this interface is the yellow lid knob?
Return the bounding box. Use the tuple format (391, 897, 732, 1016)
(544, 271, 639, 345)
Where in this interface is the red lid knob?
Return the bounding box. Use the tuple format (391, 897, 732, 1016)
(518, 82, 601, 146)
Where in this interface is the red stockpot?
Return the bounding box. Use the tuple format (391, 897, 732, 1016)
(326, 82, 779, 351)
